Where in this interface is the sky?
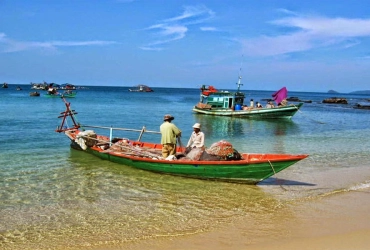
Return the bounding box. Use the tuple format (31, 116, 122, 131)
(1, 0, 370, 93)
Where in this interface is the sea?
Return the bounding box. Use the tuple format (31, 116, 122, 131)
(1, 84, 370, 250)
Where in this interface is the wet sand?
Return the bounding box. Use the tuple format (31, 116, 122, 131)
(101, 189, 370, 250)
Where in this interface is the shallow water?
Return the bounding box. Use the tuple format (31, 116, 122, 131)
(1, 85, 370, 249)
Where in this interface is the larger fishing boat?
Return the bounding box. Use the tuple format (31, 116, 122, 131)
(192, 76, 303, 119)
(55, 98, 308, 184)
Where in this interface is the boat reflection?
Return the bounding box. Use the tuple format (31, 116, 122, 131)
(193, 114, 300, 154)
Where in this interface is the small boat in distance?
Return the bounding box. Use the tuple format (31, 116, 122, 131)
(353, 102, 370, 110)
(129, 84, 154, 92)
(30, 91, 40, 97)
(55, 98, 308, 184)
(45, 91, 77, 98)
(2, 82, 8, 88)
(192, 75, 303, 119)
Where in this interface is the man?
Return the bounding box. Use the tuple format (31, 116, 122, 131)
(266, 101, 275, 108)
(160, 114, 182, 158)
(186, 123, 204, 149)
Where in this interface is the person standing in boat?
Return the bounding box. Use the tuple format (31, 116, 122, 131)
(47, 84, 57, 95)
(250, 99, 254, 108)
(186, 123, 205, 153)
(266, 101, 275, 108)
(160, 114, 182, 159)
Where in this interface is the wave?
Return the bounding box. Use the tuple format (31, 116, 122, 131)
(348, 180, 370, 191)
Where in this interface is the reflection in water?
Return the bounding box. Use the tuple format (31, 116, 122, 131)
(193, 114, 300, 154)
(0, 149, 297, 250)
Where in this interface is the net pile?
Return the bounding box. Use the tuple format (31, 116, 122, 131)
(206, 140, 234, 157)
(204, 140, 242, 160)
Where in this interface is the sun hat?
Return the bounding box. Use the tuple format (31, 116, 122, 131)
(192, 123, 201, 129)
(163, 114, 174, 121)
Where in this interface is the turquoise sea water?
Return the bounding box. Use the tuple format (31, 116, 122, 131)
(1, 85, 370, 249)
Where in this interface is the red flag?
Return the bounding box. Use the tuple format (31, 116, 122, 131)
(272, 87, 287, 104)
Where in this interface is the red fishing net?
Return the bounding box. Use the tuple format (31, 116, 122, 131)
(206, 140, 235, 157)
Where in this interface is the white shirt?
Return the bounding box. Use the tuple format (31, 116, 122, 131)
(187, 131, 205, 148)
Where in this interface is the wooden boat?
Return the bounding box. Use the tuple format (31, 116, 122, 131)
(31, 82, 48, 90)
(193, 77, 303, 119)
(30, 91, 40, 97)
(45, 91, 77, 98)
(55, 98, 308, 184)
(129, 84, 154, 92)
(353, 102, 370, 110)
(59, 83, 76, 90)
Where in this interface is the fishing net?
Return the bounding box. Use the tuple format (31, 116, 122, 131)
(185, 147, 204, 161)
(206, 140, 234, 157)
(204, 140, 242, 160)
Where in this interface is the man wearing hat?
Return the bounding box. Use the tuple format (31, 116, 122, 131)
(186, 123, 205, 150)
(160, 114, 182, 158)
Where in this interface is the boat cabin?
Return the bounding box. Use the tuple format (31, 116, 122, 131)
(199, 89, 245, 109)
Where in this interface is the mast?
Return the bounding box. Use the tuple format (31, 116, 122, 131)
(236, 55, 243, 92)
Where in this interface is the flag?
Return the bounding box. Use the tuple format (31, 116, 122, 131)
(272, 87, 287, 104)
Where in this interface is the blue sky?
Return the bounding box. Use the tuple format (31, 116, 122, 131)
(1, 0, 370, 92)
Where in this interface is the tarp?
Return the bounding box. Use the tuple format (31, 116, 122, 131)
(272, 87, 288, 104)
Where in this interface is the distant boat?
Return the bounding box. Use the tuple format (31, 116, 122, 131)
(129, 85, 153, 92)
(192, 76, 303, 119)
(2, 82, 8, 88)
(45, 91, 77, 98)
(353, 102, 370, 110)
(59, 83, 77, 90)
(30, 91, 40, 97)
(16, 86, 22, 91)
(31, 82, 48, 90)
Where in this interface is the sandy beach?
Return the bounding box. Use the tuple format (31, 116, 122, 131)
(100, 188, 370, 250)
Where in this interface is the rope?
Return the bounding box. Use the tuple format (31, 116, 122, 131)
(293, 104, 325, 124)
(177, 137, 185, 153)
(268, 159, 287, 190)
(268, 160, 276, 175)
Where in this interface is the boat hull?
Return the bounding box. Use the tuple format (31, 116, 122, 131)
(45, 93, 77, 98)
(193, 103, 303, 119)
(69, 135, 307, 184)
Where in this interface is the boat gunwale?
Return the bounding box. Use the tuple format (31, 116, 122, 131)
(104, 149, 308, 165)
(76, 132, 308, 166)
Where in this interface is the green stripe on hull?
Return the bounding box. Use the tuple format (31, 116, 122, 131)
(193, 103, 303, 119)
(86, 148, 300, 184)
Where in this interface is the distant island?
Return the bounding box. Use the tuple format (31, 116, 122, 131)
(327, 90, 339, 94)
(328, 90, 370, 94)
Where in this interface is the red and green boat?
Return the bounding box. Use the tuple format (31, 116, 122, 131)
(56, 98, 308, 184)
(45, 91, 77, 98)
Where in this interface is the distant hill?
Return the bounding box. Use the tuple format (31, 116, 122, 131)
(328, 90, 370, 95)
(349, 90, 370, 94)
(327, 90, 339, 94)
